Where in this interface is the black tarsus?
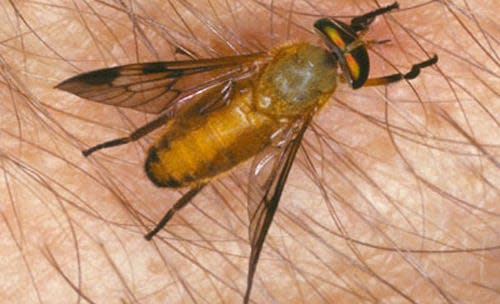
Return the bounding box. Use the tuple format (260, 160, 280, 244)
(82, 113, 171, 157)
(144, 184, 205, 240)
(350, 2, 400, 32)
(363, 55, 438, 87)
(404, 55, 439, 79)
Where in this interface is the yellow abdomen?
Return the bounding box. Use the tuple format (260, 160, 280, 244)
(145, 87, 278, 188)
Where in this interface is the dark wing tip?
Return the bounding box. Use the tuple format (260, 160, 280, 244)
(55, 68, 120, 93)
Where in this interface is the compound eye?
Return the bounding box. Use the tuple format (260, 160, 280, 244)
(314, 18, 369, 89)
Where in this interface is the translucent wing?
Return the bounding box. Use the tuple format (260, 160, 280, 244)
(244, 116, 312, 303)
(56, 53, 266, 114)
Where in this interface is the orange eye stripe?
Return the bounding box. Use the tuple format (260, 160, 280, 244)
(324, 27, 346, 48)
(345, 54, 360, 80)
(322, 26, 361, 81)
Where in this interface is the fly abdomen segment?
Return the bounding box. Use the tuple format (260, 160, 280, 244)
(144, 89, 278, 188)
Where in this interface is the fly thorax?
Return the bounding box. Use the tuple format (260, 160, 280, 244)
(255, 43, 337, 117)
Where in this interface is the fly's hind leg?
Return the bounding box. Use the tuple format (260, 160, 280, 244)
(82, 113, 171, 156)
(144, 184, 206, 240)
(364, 55, 438, 87)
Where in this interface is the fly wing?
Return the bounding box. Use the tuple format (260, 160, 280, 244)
(56, 53, 266, 114)
(244, 116, 312, 303)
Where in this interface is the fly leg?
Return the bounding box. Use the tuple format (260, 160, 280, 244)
(350, 2, 400, 33)
(342, 2, 400, 52)
(144, 184, 206, 240)
(342, 2, 438, 87)
(82, 113, 171, 156)
(363, 55, 438, 87)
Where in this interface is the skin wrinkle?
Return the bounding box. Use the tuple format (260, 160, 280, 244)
(0, 1, 498, 303)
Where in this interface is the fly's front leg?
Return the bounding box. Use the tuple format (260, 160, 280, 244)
(144, 184, 206, 240)
(343, 2, 400, 53)
(363, 55, 438, 87)
(350, 2, 400, 32)
(339, 2, 438, 88)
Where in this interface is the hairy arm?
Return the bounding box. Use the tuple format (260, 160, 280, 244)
(0, 1, 498, 303)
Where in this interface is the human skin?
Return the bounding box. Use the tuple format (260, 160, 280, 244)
(0, 0, 498, 303)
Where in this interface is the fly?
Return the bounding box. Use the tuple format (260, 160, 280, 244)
(56, 2, 437, 303)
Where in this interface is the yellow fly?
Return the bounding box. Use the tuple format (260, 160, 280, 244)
(56, 2, 437, 302)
